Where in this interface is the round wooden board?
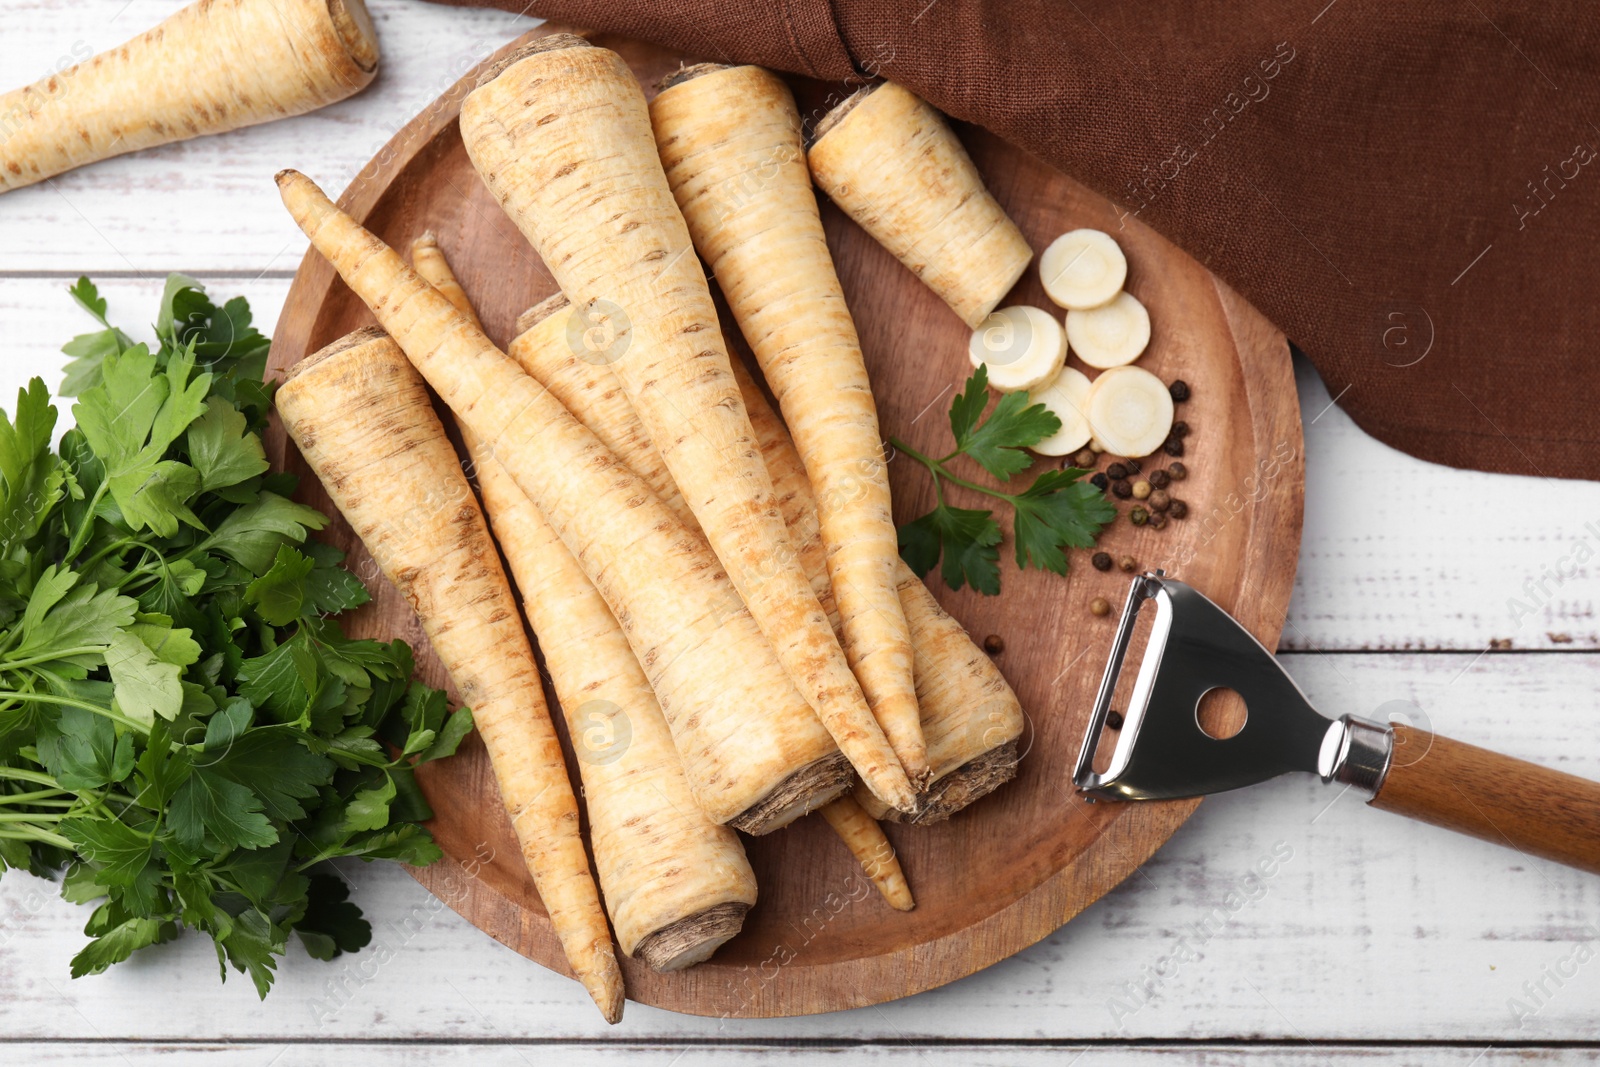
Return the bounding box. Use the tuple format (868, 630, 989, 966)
(264, 26, 1304, 1019)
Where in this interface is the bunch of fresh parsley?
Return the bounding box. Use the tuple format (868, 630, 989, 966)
(0, 276, 472, 996)
(893, 365, 1116, 595)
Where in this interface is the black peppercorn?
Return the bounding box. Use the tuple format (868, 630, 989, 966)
(983, 634, 1005, 654)
(1169, 380, 1191, 402)
(1111, 479, 1133, 499)
(1124, 458, 1142, 475)
(1149, 469, 1171, 489)
(1105, 462, 1128, 481)
(1106, 710, 1125, 730)
(1129, 506, 1149, 526)
(1169, 499, 1189, 519)
(1148, 511, 1169, 529)
(1091, 551, 1113, 572)
(1162, 436, 1185, 457)
(1090, 472, 1109, 491)
(1171, 421, 1190, 438)
(1168, 462, 1188, 481)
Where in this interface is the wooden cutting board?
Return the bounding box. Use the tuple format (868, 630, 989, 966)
(264, 25, 1303, 1018)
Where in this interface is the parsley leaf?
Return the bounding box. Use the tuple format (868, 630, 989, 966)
(0, 276, 474, 997)
(891, 368, 1113, 594)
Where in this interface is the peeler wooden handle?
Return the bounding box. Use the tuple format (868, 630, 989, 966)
(1368, 724, 1600, 875)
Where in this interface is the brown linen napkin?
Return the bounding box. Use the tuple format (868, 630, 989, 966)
(435, 0, 1600, 480)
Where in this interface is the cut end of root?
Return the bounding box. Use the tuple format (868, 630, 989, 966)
(811, 82, 882, 144)
(633, 901, 750, 972)
(657, 62, 736, 91)
(326, 0, 380, 74)
(888, 741, 1020, 826)
(284, 325, 391, 384)
(274, 168, 302, 187)
(474, 32, 592, 89)
(514, 291, 572, 337)
(729, 752, 854, 835)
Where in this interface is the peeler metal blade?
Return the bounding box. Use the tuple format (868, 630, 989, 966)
(1073, 573, 1350, 802)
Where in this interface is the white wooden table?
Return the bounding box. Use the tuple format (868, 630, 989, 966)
(3, 3, 1598, 1063)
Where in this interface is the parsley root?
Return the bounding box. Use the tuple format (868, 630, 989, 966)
(508, 310, 1024, 822)
(458, 37, 916, 816)
(275, 170, 849, 834)
(820, 796, 913, 911)
(650, 63, 927, 786)
(808, 82, 1032, 329)
(275, 329, 624, 1023)
(409, 243, 758, 972)
(0, 0, 378, 193)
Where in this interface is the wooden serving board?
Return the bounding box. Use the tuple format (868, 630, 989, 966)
(264, 26, 1303, 1018)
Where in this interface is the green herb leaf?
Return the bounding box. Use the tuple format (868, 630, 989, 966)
(105, 629, 184, 725)
(244, 545, 317, 627)
(898, 505, 1002, 595)
(169, 767, 278, 853)
(1010, 468, 1120, 573)
(70, 916, 166, 977)
(186, 398, 269, 492)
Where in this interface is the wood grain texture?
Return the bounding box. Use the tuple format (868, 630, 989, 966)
(259, 26, 1301, 1017)
(1, 652, 1598, 1044)
(1371, 725, 1600, 874)
(5, 1044, 1597, 1066)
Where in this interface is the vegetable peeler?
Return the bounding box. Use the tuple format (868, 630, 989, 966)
(1074, 572, 1600, 875)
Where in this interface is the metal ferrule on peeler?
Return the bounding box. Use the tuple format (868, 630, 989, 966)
(1074, 572, 1394, 802)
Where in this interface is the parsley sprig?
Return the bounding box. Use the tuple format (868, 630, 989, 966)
(892, 365, 1115, 595)
(0, 277, 472, 996)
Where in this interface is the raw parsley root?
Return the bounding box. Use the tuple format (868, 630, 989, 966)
(0, 0, 378, 193)
(892, 365, 1116, 595)
(0, 277, 468, 997)
(274, 330, 623, 1022)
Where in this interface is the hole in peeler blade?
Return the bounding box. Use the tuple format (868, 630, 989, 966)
(1196, 686, 1248, 740)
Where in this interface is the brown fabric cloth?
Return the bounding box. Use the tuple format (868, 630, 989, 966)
(437, 0, 1600, 480)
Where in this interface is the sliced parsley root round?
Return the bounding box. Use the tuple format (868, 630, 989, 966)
(0, 0, 378, 193)
(275, 330, 625, 1022)
(460, 37, 915, 817)
(274, 170, 849, 835)
(410, 242, 759, 972)
(650, 63, 926, 788)
(1084, 365, 1174, 458)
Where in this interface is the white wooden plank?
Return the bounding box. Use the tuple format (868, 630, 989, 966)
(2, 651, 1596, 1042)
(1289, 359, 1600, 653)
(0, 0, 537, 273)
(2, 1044, 1594, 1066)
(4, 276, 1599, 653)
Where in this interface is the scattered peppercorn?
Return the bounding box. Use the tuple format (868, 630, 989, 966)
(1148, 489, 1171, 512)
(1071, 448, 1097, 469)
(1149, 469, 1171, 489)
(1169, 380, 1191, 402)
(1148, 511, 1169, 529)
(1106, 710, 1125, 730)
(1162, 436, 1185, 457)
(1090, 597, 1111, 617)
(1111, 479, 1133, 499)
(1090, 472, 1110, 491)
(983, 634, 1005, 654)
(1124, 458, 1143, 475)
(1171, 421, 1190, 439)
(1118, 555, 1137, 573)
(1105, 462, 1128, 480)
(1090, 441, 1105, 453)
(1168, 462, 1188, 481)
(1169, 499, 1189, 519)
(1131, 480, 1152, 500)
(1129, 506, 1149, 526)
(1091, 551, 1113, 572)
